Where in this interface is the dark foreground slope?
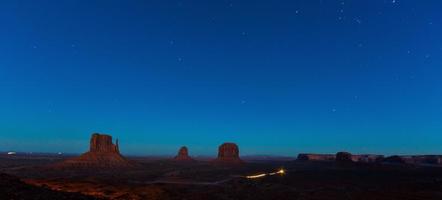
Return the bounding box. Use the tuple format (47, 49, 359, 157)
(3, 154, 442, 200)
(0, 173, 103, 200)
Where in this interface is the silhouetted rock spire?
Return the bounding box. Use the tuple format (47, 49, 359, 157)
(174, 146, 194, 161)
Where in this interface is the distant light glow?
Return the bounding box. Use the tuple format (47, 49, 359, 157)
(246, 168, 286, 179)
(246, 174, 267, 179)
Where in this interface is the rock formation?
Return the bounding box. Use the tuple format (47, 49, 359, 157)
(351, 154, 384, 163)
(55, 133, 134, 169)
(381, 155, 442, 165)
(336, 152, 353, 163)
(213, 142, 243, 164)
(298, 153, 385, 163)
(412, 155, 442, 165)
(174, 146, 194, 161)
(89, 133, 119, 153)
(297, 154, 336, 161)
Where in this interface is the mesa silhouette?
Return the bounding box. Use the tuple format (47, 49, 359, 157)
(212, 142, 243, 165)
(54, 133, 135, 169)
(174, 146, 194, 162)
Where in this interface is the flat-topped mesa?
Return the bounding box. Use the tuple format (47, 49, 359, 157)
(213, 142, 243, 164)
(89, 133, 119, 153)
(174, 146, 194, 161)
(380, 155, 442, 166)
(54, 133, 134, 169)
(298, 153, 384, 163)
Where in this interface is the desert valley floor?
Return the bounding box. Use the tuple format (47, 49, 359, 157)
(2, 153, 442, 200)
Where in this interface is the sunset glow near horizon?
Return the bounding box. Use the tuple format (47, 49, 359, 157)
(1, 1, 441, 156)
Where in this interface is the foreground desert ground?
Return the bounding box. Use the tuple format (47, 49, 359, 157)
(1, 153, 442, 200)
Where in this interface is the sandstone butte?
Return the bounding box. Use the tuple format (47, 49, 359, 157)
(55, 133, 135, 169)
(174, 146, 194, 162)
(213, 142, 243, 165)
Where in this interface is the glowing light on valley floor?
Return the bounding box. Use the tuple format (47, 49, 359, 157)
(245, 169, 285, 179)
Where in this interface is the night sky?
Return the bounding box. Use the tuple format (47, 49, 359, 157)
(1, 0, 441, 156)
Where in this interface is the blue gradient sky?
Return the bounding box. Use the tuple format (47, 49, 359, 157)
(0, 0, 441, 156)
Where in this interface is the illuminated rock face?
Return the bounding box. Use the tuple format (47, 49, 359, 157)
(174, 146, 193, 161)
(214, 143, 243, 164)
(336, 152, 353, 163)
(55, 133, 134, 169)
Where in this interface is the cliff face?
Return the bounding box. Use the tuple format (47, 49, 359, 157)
(55, 133, 134, 169)
(213, 143, 243, 164)
(89, 133, 119, 153)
